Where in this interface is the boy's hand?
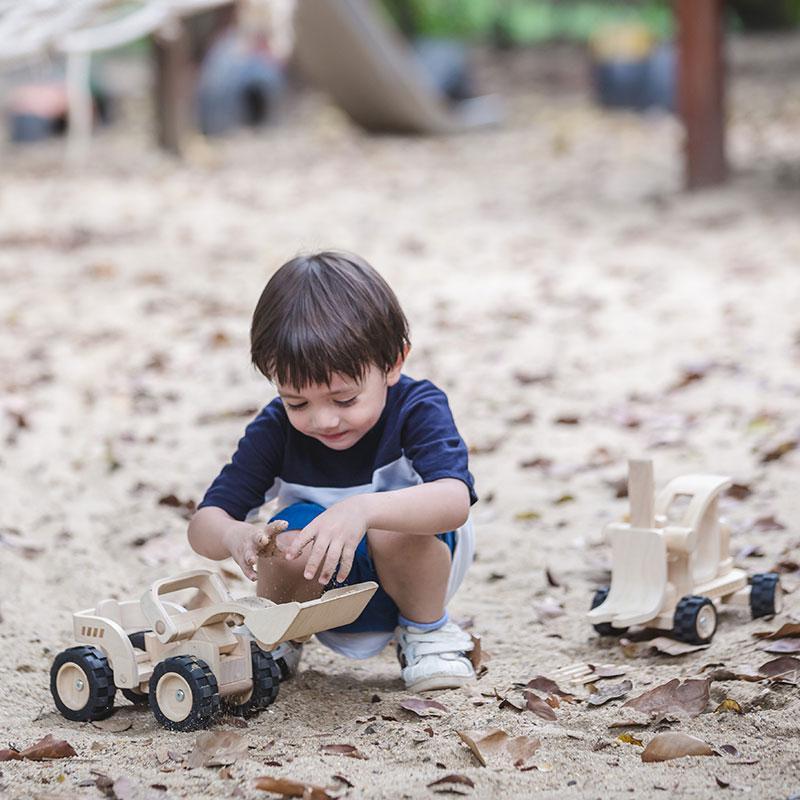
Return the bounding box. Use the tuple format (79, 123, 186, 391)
(284, 498, 368, 585)
(223, 519, 289, 581)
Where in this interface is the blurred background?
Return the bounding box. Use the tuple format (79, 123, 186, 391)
(2, 3, 800, 794)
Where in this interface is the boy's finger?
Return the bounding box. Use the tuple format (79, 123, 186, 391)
(303, 537, 330, 581)
(266, 519, 289, 536)
(285, 529, 314, 560)
(242, 556, 257, 581)
(318, 544, 342, 586)
(256, 532, 279, 558)
(335, 544, 356, 584)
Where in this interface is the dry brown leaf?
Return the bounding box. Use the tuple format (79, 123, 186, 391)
(399, 698, 448, 717)
(623, 678, 710, 717)
(0, 748, 22, 761)
(616, 733, 644, 747)
(320, 744, 368, 759)
(496, 690, 526, 712)
(644, 637, 711, 657)
(427, 774, 475, 789)
(507, 410, 535, 426)
(519, 457, 553, 471)
(759, 638, 800, 654)
(753, 622, 800, 640)
(12, 734, 77, 761)
(758, 655, 800, 682)
(186, 731, 248, 768)
(513, 370, 554, 386)
(586, 680, 633, 706)
(725, 483, 753, 500)
(254, 776, 332, 799)
(554, 415, 580, 425)
(523, 691, 557, 720)
(668, 363, 713, 392)
(760, 439, 798, 464)
(714, 698, 742, 714)
(456, 728, 540, 769)
(514, 509, 542, 522)
(751, 515, 787, 532)
(468, 633, 482, 670)
(545, 566, 561, 588)
(641, 732, 717, 763)
(524, 675, 574, 700)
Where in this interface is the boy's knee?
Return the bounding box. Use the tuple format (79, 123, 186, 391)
(367, 529, 445, 558)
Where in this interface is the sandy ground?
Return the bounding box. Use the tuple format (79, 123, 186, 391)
(2, 35, 800, 800)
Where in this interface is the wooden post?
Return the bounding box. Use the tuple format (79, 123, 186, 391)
(676, 0, 727, 189)
(628, 460, 655, 529)
(153, 20, 190, 156)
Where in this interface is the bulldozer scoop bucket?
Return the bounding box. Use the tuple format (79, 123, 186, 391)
(587, 526, 667, 628)
(244, 582, 378, 650)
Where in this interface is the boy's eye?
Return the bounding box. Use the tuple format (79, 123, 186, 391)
(285, 401, 307, 410)
(334, 397, 357, 407)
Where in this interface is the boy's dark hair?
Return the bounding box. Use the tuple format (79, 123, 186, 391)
(250, 251, 410, 388)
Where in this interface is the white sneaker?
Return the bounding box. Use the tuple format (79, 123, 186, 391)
(270, 640, 304, 681)
(395, 621, 476, 692)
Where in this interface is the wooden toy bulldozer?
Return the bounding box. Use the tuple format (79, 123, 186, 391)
(50, 570, 376, 731)
(587, 460, 781, 644)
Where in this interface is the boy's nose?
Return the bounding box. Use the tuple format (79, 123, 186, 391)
(313, 411, 339, 432)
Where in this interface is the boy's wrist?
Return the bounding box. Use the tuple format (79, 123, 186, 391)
(345, 493, 374, 530)
(221, 520, 247, 555)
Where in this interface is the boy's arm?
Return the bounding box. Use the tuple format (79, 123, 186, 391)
(188, 507, 287, 581)
(356, 478, 471, 535)
(286, 478, 471, 585)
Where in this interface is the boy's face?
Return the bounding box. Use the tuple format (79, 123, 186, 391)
(277, 362, 402, 451)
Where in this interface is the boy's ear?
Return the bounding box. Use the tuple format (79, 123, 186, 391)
(386, 344, 410, 386)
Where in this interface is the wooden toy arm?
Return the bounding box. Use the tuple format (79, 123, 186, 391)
(140, 570, 233, 644)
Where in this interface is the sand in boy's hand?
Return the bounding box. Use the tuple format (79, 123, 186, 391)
(255, 519, 289, 559)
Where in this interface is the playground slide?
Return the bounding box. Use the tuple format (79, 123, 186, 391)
(293, 0, 502, 134)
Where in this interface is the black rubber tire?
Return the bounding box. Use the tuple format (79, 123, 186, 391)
(224, 641, 281, 718)
(673, 595, 717, 644)
(121, 632, 150, 706)
(149, 655, 220, 732)
(750, 573, 781, 618)
(590, 587, 629, 637)
(50, 646, 116, 722)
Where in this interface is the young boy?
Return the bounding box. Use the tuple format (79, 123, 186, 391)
(188, 251, 477, 691)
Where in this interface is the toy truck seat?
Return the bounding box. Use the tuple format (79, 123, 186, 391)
(655, 474, 731, 585)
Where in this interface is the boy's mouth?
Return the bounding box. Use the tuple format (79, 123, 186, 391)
(319, 431, 349, 443)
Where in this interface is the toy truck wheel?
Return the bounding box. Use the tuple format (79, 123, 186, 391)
(590, 588, 629, 636)
(121, 632, 149, 706)
(225, 641, 281, 718)
(149, 655, 220, 732)
(750, 573, 782, 618)
(50, 646, 116, 722)
(673, 595, 717, 644)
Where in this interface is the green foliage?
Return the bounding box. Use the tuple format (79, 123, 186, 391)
(381, 0, 675, 43)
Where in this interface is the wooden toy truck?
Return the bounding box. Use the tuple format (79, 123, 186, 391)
(587, 460, 781, 644)
(50, 570, 376, 731)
